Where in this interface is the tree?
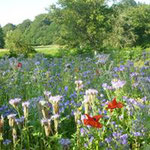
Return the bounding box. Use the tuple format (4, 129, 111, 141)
(17, 19, 32, 33)
(105, 3, 150, 48)
(0, 25, 4, 48)
(5, 30, 35, 56)
(49, 0, 112, 52)
(24, 14, 56, 45)
(2, 23, 16, 36)
(119, 0, 137, 7)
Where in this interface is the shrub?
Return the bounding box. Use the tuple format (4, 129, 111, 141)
(5, 30, 35, 57)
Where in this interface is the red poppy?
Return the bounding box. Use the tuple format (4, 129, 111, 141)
(106, 97, 123, 112)
(83, 114, 103, 128)
(17, 62, 22, 68)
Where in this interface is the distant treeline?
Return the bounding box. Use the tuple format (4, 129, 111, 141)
(0, 0, 150, 52)
(0, 13, 56, 47)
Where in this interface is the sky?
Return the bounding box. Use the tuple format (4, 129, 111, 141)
(0, 0, 149, 27)
(0, 0, 57, 27)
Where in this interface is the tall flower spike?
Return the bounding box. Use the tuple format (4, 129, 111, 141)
(49, 95, 62, 114)
(0, 116, 4, 139)
(41, 119, 52, 136)
(51, 114, 60, 133)
(82, 95, 90, 114)
(22, 101, 30, 119)
(74, 111, 81, 124)
(39, 100, 49, 119)
(7, 114, 16, 127)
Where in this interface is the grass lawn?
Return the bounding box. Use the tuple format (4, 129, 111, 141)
(0, 49, 9, 58)
(0, 45, 62, 58)
(35, 45, 62, 57)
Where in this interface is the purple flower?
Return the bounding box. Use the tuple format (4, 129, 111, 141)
(132, 83, 139, 87)
(111, 79, 126, 89)
(105, 137, 112, 143)
(121, 139, 128, 145)
(130, 72, 139, 78)
(119, 65, 125, 71)
(102, 83, 108, 89)
(3, 139, 11, 145)
(80, 128, 86, 136)
(89, 136, 94, 143)
(113, 132, 122, 138)
(15, 116, 25, 125)
(114, 67, 120, 72)
(84, 143, 88, 148)
(133, 132, 142, 137)
(59, 138, 71, 146)
(64, 86, 68, 92)
(141, 96, 147, 102)
(120, 134, 128, 140)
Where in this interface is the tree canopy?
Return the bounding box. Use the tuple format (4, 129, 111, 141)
(1, 0, 150, 53)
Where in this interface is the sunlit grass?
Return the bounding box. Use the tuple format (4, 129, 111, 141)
(0, 49, 9, 57)
(0, 45, 61, 58)
(35, 45, 61, 57)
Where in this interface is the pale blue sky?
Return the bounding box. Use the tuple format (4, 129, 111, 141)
(0, 0, 57, 26)
(0, 0, 149, 27)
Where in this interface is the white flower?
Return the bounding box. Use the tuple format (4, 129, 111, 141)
(75, 80, 83, 85)
(44, 91, 51, 98)
(51, 114, 60, 120)
(9, 98, 21, 106)
(7, 114, 16, 119)
(82, 95, 90, 104)
(22, 101, 30, 108)
(75, 80, 83, 90)
(49, 95, 62, 104)
(39, 100, 48, 106)
(41, 118, 51, 126)
(85, 89, 98, 95)
(111, 79, 126, 89)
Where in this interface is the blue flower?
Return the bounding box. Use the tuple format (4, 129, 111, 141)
(59, 138, 71, 146)
(3, 139, 11, 145)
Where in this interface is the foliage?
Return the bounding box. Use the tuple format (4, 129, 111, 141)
(102, 2, 150, 48)
(5, 30, 35, 57)
(2, 23, 16, 36)
(49, 0, 112, 51)
(23, 14, 57, 46)
(0, 26, 4, 48)
(17, 19, 32, 33)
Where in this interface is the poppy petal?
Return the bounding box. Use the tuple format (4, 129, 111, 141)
(112, 97, 117, 106)
(117, 102, 123, 108)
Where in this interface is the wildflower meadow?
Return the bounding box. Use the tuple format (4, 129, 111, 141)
(0, 51, 149, 150)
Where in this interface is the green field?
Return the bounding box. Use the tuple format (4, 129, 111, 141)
(0, 45, 62, 58)
(0, 49, 8, 57)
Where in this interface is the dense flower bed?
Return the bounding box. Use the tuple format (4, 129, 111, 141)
(0, 53, 149, 149)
